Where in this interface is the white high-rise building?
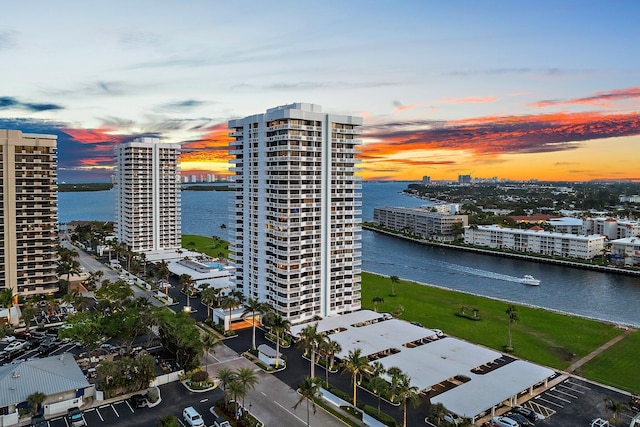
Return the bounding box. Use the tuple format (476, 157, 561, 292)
(229, 103, 363, 324)
(114, 137, 181, 254)
(0, 130, 59, 297)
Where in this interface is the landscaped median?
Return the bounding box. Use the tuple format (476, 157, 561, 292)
(361, 271, 639, 394)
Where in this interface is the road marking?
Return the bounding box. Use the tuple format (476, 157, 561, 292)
(125, 400, 134, 413)
(274, 401, 306, 424)
(558, 383, 585, 394)
(112, 403, 120, 417)
(95, 407, 104, 421)
(261, 391, 267, 396)
(546, 392, 572, 403)
(200, 398, 209, 402)
(554, 387, 579, 399)
(566, 379, 591, 390)
(537, 397, 564, 408)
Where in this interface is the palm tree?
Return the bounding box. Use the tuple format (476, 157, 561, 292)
(297, 323, 325, 379)
(202, 334, 218, 371)
(235, 367, 259, 409)
(429, 402, 448, 425)
(319, 338, 341, 386)
(506, 304, 519, 349)
(371, 296, 384, 312)
(293, 377, 320, 427)
(341, 348, 368, 409)
(156, 260, 171, 296)
(393, 371, 420, 427)
(217, 368, 236, 406)
(242, 298, 268, 350)
(604, 397, 625, 423)
(221, 295, 239, 332)
(20, 302, 37, 331)
(369, 376, 388, 416)
(27, 391, 46, 415)
(200, 287, 217, 318)
(389, 275, 399, 296)
(269, 313, 290, 368)
(227, 378, 245, 420)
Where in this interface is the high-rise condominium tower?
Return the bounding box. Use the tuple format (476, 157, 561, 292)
(229, 103, 363, 324)
(114, 137, 181, 254)
(0, 130, 58, 297)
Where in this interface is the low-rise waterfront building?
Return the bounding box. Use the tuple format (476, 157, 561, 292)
(547, 217, 584, 235)
(373, 206, 468, 241)
(610, 237, 640, 267)
(582, 217, 640, 239)
(464, 225, 605, 259)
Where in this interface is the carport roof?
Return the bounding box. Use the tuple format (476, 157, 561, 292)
(290, 310, 383, 336)
(375, 337, 502, 391)
(328, 319, 436, 359)
(432, 360, 555, 418)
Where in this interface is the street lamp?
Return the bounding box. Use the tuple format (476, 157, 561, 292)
(184, 292, 191, 313)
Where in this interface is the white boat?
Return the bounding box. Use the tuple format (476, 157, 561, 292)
(520, 275, 540, 286)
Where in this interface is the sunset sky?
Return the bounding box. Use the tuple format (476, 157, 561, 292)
(2, 1, 640, 182)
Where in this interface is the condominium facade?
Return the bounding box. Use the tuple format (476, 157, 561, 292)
(0, 130, 58, 296)
(114, 137, 181, 254)
(373, 206, 468, 241)
(464, 224, 605, 259)
(229, 103, 362, 324)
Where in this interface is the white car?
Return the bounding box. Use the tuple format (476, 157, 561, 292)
(183, 407, 205, 427)
(4, 340, 26, 352)
(0, 335, 16, 343)
(492, 416, 519, 427)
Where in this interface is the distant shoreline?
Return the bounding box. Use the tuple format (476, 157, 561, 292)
(364, 224, 640, 278)
(58, 183, 233, 192)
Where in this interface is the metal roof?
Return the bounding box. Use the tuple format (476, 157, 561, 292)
(0, 354, 90, 408)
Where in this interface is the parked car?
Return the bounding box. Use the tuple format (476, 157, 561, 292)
(13, 331, 32, 340)
(4, 340, 26, 352)
(30, 415, 48, 427)
(38, 337, 58, 355)
(1, 335, 16, 343)
(491, 416, 520, 427)
(183, 406, 205, 427)
(507, 412, 534, 426)
(67, 407, 86, 427)
(512, 406, 544, 422)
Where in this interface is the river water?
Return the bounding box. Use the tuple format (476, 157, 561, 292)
(58, 182, 640, 327)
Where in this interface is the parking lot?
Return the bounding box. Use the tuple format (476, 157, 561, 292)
(528, 376, 637, 426)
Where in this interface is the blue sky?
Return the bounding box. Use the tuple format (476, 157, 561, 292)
(2, 1, 640, 182)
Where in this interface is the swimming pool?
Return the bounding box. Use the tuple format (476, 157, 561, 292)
(206, 263, 224, 270)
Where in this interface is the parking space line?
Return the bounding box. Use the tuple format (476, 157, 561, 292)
(124, 400, 134, 413)
(526, 400, 555, 418)
(111, 403, 120, 417)
(95, 407, 104, 421)
(546, 392, 572, 403)
(566, 379, 591, 390)
(554, 388, 580, 399)
(558, 383, 585, 394)
(537, 396, 564, 408)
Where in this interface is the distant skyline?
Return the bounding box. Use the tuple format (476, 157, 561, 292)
(2, 1, 640, 182)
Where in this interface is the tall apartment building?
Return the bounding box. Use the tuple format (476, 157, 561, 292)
(229, 103, 362, 324)
(114, 137, 181, 254)
(0, 130, 58, 297)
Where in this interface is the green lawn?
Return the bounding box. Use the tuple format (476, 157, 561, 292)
(581, 329, 640, 394)
(181, 234, 229, 258)
(361, 272, 637, 391)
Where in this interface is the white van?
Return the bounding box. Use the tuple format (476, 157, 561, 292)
(183, 407, 205, 427)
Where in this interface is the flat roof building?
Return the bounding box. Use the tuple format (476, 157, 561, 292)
(0, 130, 59, 297)
(229, 103, 363, 324)
(114, 137, 181, 254)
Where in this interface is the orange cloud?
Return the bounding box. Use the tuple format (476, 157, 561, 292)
(180, 123, 233, 163)
(530, 87, 640, 108)
(362, 110, 640, 161)
(62, 128, 123, 145)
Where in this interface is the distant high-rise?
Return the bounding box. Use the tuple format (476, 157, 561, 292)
(0, 130, 58, 297)
(229, 103, 363, 324)
(114, 137, 181, 254)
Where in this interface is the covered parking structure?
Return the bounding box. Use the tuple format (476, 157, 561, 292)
(292, 310, 556, 423)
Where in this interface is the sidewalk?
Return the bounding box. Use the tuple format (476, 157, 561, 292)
(566, 327, 635, 373)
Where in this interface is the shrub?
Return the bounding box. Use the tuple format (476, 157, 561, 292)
(147, 386, 160, 403)
(191, 370, 209, 382)
(362, 404, 397, 426)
